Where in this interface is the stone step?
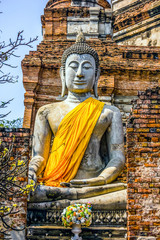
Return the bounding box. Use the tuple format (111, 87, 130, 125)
(27, 237, 126, 240)
(27, 225, 127, 240)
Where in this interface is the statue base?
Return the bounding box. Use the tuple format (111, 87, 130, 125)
(27, 190, 127, 239)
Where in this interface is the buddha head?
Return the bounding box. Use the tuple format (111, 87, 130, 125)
(60, 30, 100, 97)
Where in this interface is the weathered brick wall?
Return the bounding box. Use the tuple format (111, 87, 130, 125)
(114, 0, 159, 32)
(0, 128, 30, 239)
(126, 87, 160, 240)
(113, 0, 160, 46)
(22, 0, 160, 131)
(22, 38, 160, 130)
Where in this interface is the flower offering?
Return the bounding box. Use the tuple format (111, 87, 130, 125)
(62, 203, 92, 227)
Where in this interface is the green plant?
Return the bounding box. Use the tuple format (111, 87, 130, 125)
(0, 118, 23, 128)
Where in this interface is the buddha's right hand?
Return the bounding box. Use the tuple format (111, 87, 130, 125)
(28, 168, 37, 186)
(28, 156, 45, 189)
(28, 168, 37, 200)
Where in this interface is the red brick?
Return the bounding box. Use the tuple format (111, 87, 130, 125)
(151, 137, 159, 142)
(127, 87, 160, 240)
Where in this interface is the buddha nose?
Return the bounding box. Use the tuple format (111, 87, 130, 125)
(76, 65, 84, 79)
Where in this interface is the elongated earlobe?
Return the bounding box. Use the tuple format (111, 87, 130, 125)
(93, 81, 98, 98)
(60, 67, 67, 97)
(61, 82, 66, 97)
(93, 67, 100, 98)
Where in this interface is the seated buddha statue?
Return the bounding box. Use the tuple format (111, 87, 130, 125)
(28, 30, 126, 209)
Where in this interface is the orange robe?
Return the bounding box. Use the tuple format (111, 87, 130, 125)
(38, 97, 104, 187)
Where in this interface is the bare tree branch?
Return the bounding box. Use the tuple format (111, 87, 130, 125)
(0, 99, 13, 118)
(0, 73, 18, 84)
(0, 111, 11, 119)
(0, 30, 38, 70)
(0, 20, 37, 236)
(0, 141, 31, 237)
(0, 99, 13, 109)
(0, 30, 38, 118)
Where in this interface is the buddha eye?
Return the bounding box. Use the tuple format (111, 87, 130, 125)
(83, 63, 92, 69)
(69, 62, 78, 70)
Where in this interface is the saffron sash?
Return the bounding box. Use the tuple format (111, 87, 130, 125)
(38, 97, 104, 187)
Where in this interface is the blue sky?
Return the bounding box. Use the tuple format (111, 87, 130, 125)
(0, 0, 48, 120)
(0, 0, 111, 121)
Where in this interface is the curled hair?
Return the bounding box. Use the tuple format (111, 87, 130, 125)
(61, 31, 99, 76)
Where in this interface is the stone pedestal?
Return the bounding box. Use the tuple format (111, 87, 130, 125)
(27, 189, 127, 239)
(27, 202, 127, 239)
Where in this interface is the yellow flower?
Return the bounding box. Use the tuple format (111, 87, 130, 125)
(17, 160, 24, 166)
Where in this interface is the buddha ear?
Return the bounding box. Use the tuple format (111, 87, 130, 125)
(93, 67, 100, 98)
(60, 67, 67, 97)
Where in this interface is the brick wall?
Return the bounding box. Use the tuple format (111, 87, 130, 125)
(126, 87, 160, 240)
(113, 0, 160, 46)
(114, 0, 159, 32)
(0, 128, 30, 239)
(22, 38, 160, 130)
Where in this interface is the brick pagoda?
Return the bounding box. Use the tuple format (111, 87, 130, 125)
(22, 0, 160, 133)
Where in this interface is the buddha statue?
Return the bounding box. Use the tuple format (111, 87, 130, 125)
(28, 30, 126, 209)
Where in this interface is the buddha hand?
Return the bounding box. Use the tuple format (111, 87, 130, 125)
(28, 156, 45, 191)
(60, 176, 106, 188)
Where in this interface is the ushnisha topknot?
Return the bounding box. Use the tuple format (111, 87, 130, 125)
(61, 29, 99, 76)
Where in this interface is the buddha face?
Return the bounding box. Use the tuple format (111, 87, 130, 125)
(65, 54, 96, 93)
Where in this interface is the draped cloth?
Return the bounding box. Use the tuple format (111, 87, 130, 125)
(38, 97, 104, 187)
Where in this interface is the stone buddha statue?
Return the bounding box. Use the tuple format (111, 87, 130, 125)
(28, 30, 126, 209)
